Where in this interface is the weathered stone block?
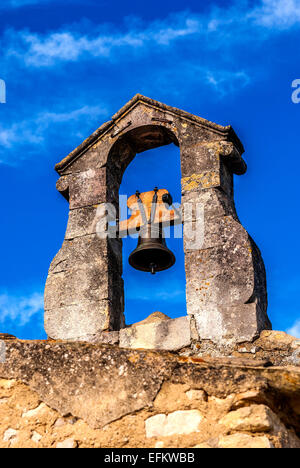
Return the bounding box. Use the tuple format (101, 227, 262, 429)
(3, 428, 18, 443)
(44, 265, 111, 310)
(184, 242, 255, 313)
(184, 215, 251, 252)
(180, 139, 222, 177)
(69, 168, 107, 209)
(65, 205, 100, 239)
(56, 175, 70, 200)
(22, 403, 49, 419)
(218, 433, 273, 449)
(132, 311, 171, 327)
(182, 188, 238, 222)
(185, 390, 207, 401)
(145, 410, 202, 438)
(194, 303, 269, 344)
(258, 330, 297, 350)
(219, 404, 276, 433)
(97, 331, 120, 345)
(48, 236, 122, 274)
(119, 317, 191, 351)
(45, 231, 124, 340)
(180, 139, 246, 177)
(45, 299, 112, 341)
(56, 438, 77, 449)
(184, 210, 269, 343)
(31, 431, 42, 444)
(182, 166, 233, 197)
(61, 145, 108, 175)
(182, 171, 221, 193)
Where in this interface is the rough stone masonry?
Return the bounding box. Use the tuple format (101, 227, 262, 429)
(0, 334, 299, 448)
(44, 94, 271, 346)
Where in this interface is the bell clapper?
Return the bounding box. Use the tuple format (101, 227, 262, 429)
(150, 263, 157, 275)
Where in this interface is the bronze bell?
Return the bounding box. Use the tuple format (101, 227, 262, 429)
(129, 224, 176, 274)
(128, 188, 176, 275)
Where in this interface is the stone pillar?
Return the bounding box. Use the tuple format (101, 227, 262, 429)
(44, 167, 125, 342)
(181, 139, 271, 344)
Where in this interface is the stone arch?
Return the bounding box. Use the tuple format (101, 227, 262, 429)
(45, 95, 271, 345)
(107, 124, 179, 188)
(109, 125, 184, 323)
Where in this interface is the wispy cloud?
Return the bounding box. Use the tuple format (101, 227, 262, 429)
(0, 0, 87, 9)
(3, 1, 300, 68)
(252, 0, 300, 28)
(0, 105, 107, 162)
(4, 17, 200, 67)
(1, 1, 300, 166)
(1, 0, 43, 7)
(201, 68, 250, 96)
(3, 0, 300, 27)
(287, 319, 300, 338)
(0, 291, 43, 326)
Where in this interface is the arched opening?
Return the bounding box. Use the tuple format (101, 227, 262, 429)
(108, 125, 187, 325)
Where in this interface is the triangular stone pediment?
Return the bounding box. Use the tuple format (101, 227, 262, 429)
(55, 94, 243, 174)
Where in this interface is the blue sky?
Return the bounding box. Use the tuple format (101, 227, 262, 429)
(0, 0, 299, 339)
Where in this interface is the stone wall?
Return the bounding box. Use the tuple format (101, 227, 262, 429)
(78, 312, 300, 365)
(0, 337, 299, 448)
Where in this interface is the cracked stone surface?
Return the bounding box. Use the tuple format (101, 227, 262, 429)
(120, 316, 191, 351)
(0, 339, 299, 436)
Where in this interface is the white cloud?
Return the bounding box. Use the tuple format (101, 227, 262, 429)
(152, 18, 200, 45)
(205, 69, 250, 94)
(287, 319, 300, 338)
(0, 104, 107, 152)
(37, 105, 107, 124)
(3, 1, 300, 69)
(0, 0, 85, 9)
(1, 1, 300, 165)
(252, 0, 300, 28)
(0, 292, 43, 326)
(6, 16, 200, 67)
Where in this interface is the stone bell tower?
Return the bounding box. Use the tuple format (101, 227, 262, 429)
(44, 94, 271, 345)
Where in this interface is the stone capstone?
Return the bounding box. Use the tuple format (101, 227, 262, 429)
(119, 316, 191, 351)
